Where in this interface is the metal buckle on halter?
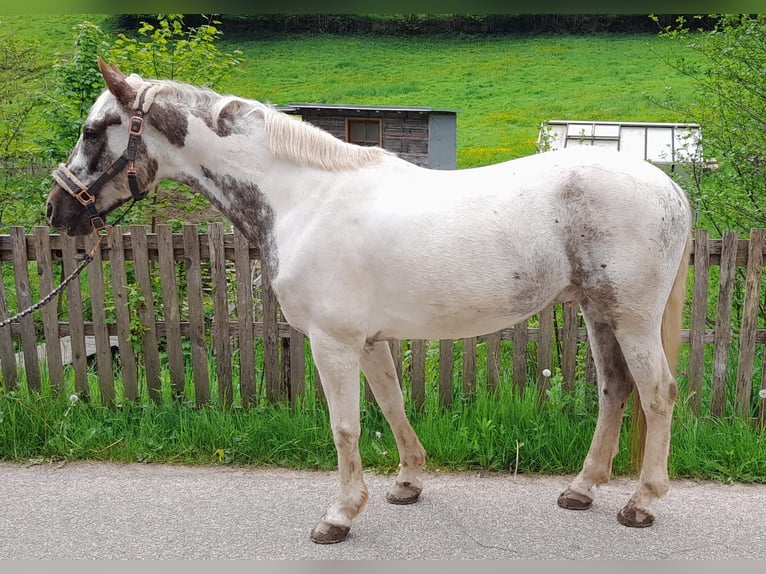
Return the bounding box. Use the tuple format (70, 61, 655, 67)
(90, 216, 110, 236)
(129, 116, 144, 136)
(73, 187, 96, 206)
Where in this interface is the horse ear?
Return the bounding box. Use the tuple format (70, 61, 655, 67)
(97, 56, 136, 108)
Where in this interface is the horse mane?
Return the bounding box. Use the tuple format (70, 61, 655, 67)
(151, 80, 389, 171)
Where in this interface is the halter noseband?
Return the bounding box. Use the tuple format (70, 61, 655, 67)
(52, 84, 158, 235)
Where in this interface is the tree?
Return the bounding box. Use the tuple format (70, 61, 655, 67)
(108, 14, 241, 88)
(653, 14, 766, 234)
(0, 26, 47, 228)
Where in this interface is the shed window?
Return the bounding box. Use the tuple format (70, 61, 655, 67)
(346, 119, 381, 146)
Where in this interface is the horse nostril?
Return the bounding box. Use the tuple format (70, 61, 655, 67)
(46, 202, 53, 220)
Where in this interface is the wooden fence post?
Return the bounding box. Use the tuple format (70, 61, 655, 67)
(735, 228, 763, 417)
(182, 224, 209, 405)
(60, 233, 88, 397)
(687, 229, 709, 415)
(233, 230, 256, 405)
(84, 232, 114, 403)
(439, 339, 453, 405)
(131, 225, 162, 402)
(156, 225, 185, 395)
(711, 230, 738, 417)
(10, 227, 41, 390)
(512, 319, 528, 391)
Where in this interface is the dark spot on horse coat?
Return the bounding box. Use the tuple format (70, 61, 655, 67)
(150, 103, 188, 147)
(192, 166, 278, 277)
(558, 174, 619, 315)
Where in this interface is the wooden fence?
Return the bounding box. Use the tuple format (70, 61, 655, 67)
(0, 224, 764, 421)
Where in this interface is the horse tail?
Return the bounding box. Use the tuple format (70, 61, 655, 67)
(661, 235, 692, 376)
(630, 234, 692, 472)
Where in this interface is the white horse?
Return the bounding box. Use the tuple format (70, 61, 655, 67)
(47, 58, 692, 544)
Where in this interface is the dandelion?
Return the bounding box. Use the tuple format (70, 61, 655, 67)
(759, 389, 766, 400)
(542, 369, 552, 378)
(375, 431, 382, 440)
(69, 394, 79, 404)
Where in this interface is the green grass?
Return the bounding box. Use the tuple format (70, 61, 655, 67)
(2, 375, 763, 482)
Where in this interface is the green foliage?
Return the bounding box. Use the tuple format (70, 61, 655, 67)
(40, 21, 111, 159)
(0, 26, 47, 229)
(109, 14, 242, 88)
(653, 14, 766, 233)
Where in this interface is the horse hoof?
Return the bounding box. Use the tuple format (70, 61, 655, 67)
(386, 481, 422, 505)
(617, 504, 654, 528)
(557, 488, 593, 510)
(310, 521, 350, 544)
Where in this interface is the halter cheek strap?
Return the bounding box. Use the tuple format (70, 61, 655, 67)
(52, 84, 159, 234)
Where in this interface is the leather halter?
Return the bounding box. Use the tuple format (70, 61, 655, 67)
(52, 85, 157, 235)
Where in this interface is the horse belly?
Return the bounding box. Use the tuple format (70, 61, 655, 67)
(367, 260, 568, 341)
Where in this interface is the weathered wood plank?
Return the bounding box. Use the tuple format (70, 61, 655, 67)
(260, 263, 283, 402)
(233, 229, 256, 405)
(439, 339, 453, 405)
(131, 226, 162, 402)
(537, 306, 554, 395)
(108, 226, 139, 400)
(208, 223, 232, 406)
(84, 233, 114, 403)
(0, 261, 17, 388)
(485, 331, 501, 392)
(182, 225, 209, 405)
(156, 225, 184, 395)
(32, 227, 64, 390)
(60, 233, 88, 396)
(389, 339, 403, 386)
(289, 327, 305, 402)
(512, 319, 528, 391)
(687, 229, 709, 414)
(10, 227, 41, 390)
(462, 337, 476, 397)
(735, 228, 763, 417)
(711, 230, 738, 417)
(562, 305, 579, 390)
(410, 339, 426, 409)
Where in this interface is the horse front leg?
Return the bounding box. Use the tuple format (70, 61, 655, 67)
(361, 341, 426, 504)
(308, 332, 368, 544)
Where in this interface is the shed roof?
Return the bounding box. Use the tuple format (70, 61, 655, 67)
(282, 103, 461, 114)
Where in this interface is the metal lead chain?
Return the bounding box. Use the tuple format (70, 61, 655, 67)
(0, 233, 106, 329)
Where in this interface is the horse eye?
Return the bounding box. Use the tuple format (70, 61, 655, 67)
(83, 128, 99, 142)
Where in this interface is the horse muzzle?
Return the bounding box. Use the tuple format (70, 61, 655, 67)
(46, 181, 99, 236)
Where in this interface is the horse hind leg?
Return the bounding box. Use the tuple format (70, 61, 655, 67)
(558, 304, 633, 511)
(614, 328, 677, 528)
(361, 341, 427, 505)
(308, 332, 369, 544)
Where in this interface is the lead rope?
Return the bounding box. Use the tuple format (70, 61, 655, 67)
(0, 195, 141, 330)
(0, 232, 107, 329)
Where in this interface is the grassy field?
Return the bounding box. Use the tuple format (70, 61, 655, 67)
(221, 33, 700, 166)
(2, 15, 700, 167)
(1, 15, 763, 480)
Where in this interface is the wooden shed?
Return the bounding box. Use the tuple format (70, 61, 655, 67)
(281, 103, 459, 169)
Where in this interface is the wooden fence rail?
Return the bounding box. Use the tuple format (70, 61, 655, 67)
(0, 224, 764, 421)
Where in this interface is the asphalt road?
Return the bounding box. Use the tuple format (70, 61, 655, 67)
(0, 460, 764, 560)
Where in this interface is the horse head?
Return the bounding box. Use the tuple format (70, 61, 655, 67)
(46, 57, 164, 236)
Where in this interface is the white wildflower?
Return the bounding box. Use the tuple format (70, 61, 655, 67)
(542, 369, 552, 378)
(69, 394, 79, 404)
(759, 389, 766, 400)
